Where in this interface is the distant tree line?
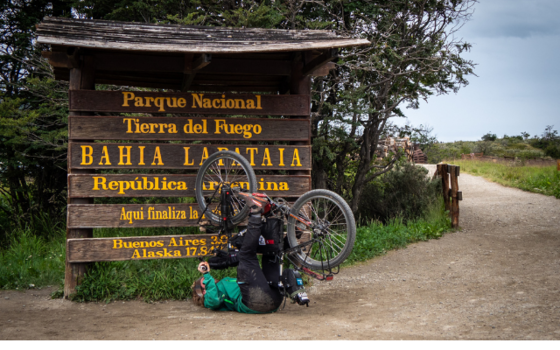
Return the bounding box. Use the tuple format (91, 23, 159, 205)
(481, 126, 560, 159)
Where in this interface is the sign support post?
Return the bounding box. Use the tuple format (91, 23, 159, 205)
(65, 55, 95, 297)
(290, 55, 312, 178)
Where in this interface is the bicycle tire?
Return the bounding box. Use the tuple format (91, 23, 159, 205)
(286, 189, 356, 270)
(195, 150, 257, 225)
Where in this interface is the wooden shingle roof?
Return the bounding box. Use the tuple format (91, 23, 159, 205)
(38, 17, 370, 92)
(37, 17, 369, 54)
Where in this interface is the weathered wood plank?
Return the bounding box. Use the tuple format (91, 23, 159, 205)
(69, 116, 310, 141)
(68, 174, 311, 198)
(69, 143, 311, 170)
(37, 17, 371, 55)
(67, 234, 227, 263)
(69, 90, 310, 115)
(67, 203, 206, 229)
(39, 35, 371, 54)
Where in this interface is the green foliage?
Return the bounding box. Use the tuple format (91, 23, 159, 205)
(1, 0, 72, 232)
(71, 0, 190, 23)
(452, 160, 560, 199)
(430, 125, 560, 163)
(427, 139, 547, 163)
(0, 227, 65, 290)
(0, 72, 69, 236)
(168, 1, 286, 28)
(306, 1, 475, 212)
(544, 143, 560, 159)
(482, 132, 497, 142)
(345, 199, 451, 265)
(357, 163, 441, 224)
(530, 125, 560, 158)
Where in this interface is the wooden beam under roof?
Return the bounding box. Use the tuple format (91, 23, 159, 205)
(302, 48, 338, 76)
(182, 53, 211, 92)
(43, 50, 293, 76)
(46, 50, 336, 92)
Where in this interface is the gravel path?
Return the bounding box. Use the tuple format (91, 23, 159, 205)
(1, 167, 559, 340)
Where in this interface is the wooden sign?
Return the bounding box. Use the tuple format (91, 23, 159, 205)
(68, 174, 311, 198)
(67, 234, 227, 263)
(69, 116, 310, 141)
(69, 143, 311, 170)
(69, 91, 310, 116)
(67, 203, 207, 229)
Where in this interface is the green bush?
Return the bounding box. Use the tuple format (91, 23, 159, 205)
(357, 163, 441, 224)
(545, 143, 560, 159)
(482, 132, 497, 141)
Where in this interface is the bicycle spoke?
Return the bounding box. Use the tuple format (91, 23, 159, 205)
(327, 232, 347, 248)
(325, 235, 344, 252)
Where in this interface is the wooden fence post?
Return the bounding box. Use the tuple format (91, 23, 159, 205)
(448, 165, 460, 228)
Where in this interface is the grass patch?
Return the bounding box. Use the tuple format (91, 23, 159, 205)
(450, 160, 560, 199)
(72, 255, 236, 302)
(0, 228, 66, 290)
(1, 200, 452, 300)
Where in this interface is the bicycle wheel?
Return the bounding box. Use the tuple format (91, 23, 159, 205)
(286, 189, 356, 270)
(195, 150, 257, 225)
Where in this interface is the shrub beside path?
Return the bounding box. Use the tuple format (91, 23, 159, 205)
(1, 167, 559, 340)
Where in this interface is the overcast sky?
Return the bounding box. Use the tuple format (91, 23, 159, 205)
(397, 0, 560, 142)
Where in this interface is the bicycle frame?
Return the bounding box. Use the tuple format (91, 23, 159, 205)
(198, 187, 338, 282)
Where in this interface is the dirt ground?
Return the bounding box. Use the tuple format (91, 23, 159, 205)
(1, 165, 560, 340)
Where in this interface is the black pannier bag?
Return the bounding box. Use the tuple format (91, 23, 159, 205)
(257, 217, 283, 255)
(229, 217, 283, 255)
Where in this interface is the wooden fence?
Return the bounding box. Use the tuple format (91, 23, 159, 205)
(434, 164, 462, 228)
